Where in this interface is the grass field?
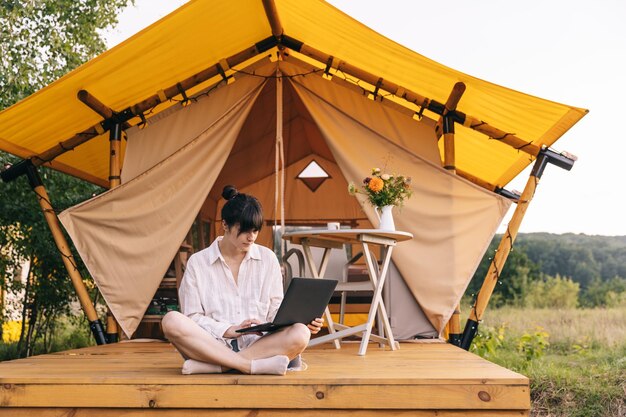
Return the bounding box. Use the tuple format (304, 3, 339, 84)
(475, 307, 626, 417)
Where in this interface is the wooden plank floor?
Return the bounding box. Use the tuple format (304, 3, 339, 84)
(0, 341, 529, 416)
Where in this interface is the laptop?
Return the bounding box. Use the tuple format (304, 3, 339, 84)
(236, 277, 337, 333)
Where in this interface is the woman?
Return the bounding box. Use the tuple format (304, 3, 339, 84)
(162, 185, 323, 375)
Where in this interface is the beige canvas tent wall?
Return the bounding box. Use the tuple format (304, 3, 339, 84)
(0, 0, 586, 342)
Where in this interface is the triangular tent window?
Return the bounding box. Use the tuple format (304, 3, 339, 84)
(297, 160, 330, 192)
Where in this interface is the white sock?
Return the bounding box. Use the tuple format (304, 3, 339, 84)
(250, 355, 289, 375)
(182, 359, 222, 375)
(288, 355, 307, 371)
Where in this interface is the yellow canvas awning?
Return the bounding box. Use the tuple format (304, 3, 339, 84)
(0, 0, 586, 188)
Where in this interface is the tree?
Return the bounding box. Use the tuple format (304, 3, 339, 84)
(524, 274, 579, 309)
(1, 0, 132, 108)
(1, 0, 133, 358)
(467, 241, 541, 308)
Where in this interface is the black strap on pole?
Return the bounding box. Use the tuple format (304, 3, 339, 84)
(460, 319, 479, 350)
(90, 320, 107, 345)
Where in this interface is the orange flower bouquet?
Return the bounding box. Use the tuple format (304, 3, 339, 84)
(348, 168, 412, 208)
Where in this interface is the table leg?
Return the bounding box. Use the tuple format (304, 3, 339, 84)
(302, 243, 341, 349)
(375, 246, 397, 351)
(359, 243, 397, 355)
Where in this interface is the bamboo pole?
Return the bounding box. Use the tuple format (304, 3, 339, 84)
(262, 0, 283, 37)
(459, 160, 540, 350)
(20, 37, 277, 173)
(443, 115, 456, 173)
(436, 82, 466, 139)
(77, 90, 122, 341)
(103, 122, 122, 342)
(438, 86, 467, 344)
(109, 123, 122, 188)
(448, 305, 462, 347)
(289, 39, 542, 158)
(77, 90, 131, 131)
(23, 162, 106, 345)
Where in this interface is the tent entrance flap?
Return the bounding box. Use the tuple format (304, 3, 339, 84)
(59, 76, 268, 338)
(283, 61, 511, 334)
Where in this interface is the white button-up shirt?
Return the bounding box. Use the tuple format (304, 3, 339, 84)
(178, 237, 283, 338)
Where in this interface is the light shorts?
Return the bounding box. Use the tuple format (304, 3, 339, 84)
(210, 329, 262, 352)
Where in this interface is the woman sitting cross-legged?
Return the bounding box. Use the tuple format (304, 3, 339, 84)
(162, 185, 323, 375)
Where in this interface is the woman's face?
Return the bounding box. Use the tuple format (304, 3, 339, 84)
(223, 222, 259, 252)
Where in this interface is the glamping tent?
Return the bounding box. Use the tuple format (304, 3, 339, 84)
(0, 0, 586, 345)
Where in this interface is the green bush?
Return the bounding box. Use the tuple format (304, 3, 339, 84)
(517, 326, 550, 361)
(470, 324, 506, 358)
(582, 277, 626, 308)
(525, 274, 579, 308)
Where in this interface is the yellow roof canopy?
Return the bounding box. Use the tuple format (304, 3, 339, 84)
(0, 0, 587, 188)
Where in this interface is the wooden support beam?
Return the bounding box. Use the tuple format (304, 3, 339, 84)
(22, 163, 106, 345)
(443, 115, 456, 173)
(109, 123, 122, 188)
(291, 39, 542, 158)
(104, 122, 123, 342)
(459, 147, 575, 349)
(435, 82, 466, 139)
(460, 160, 540, 350)
(77, 90, 131, 130)
(26, 37, 276, 171)
(77, 90, 115, 119)
(447, 304, 462, 347)
(262, 0, 283, 37)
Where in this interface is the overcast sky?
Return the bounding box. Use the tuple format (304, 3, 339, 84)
(103, 0, 626, 236)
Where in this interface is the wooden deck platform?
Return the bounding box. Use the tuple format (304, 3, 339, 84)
(0, 341, 529, 416)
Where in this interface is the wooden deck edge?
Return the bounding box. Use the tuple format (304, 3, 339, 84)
(0, 383, 530, 410)
(0, 408, 530, 417)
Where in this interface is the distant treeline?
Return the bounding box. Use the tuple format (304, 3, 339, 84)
(466, 233, 626, 308)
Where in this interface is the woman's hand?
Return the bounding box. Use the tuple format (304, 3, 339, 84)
(224, 318, 261, 338)
(307, 317, 324, 335)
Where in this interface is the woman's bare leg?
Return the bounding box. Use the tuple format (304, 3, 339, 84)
(238, 323, 311, 361)
(161, 311, 253, 373)
(162, 312, 308, 374)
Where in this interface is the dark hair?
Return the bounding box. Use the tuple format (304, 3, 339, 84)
(221, 185, 263, 235)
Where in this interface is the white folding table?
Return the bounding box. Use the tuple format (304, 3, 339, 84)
(282, 229, 413, 355)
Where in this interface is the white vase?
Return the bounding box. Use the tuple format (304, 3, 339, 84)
(375, 205, 395, 231)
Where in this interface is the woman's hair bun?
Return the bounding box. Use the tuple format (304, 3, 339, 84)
(222, 185, 239, 200)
